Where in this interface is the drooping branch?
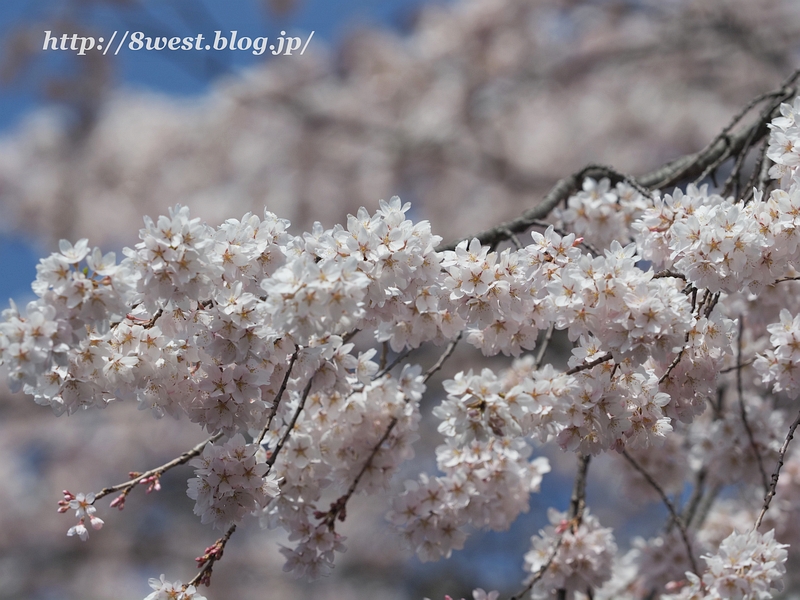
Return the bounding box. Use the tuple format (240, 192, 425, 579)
(265, 375, 315, 470)
(438, 164, 643, 252)
(565, 353, 612, 376)
(317, 416, 398, 531)
(509, 454, 591, 600)
(423, 333, 462, 384)
(735, 317, 770, 494)
(318, 336, 462, 531)
(185, 524, 237, 589)
(534, 323, 556, 370)
(439, 73, 800, 254)
(256, 346, 300, 446)
(556, 454, 593, 600)
(755, 408, 800, 530)
(622, 450, 700, 576)
(93, 432, 224, 505)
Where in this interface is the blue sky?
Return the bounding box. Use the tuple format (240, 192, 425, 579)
(0, 0, 441, 303)
(0, 0, 433, 130)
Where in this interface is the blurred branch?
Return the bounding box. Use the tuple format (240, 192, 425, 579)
(735, 316, 770, 495)
(755, 408, 800, 530)
(622, 449, 699, 576)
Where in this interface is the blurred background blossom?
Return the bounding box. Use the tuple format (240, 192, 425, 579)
(1, 0, 800, 598)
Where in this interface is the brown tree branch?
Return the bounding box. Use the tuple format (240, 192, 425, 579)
(94, 432, 224, 504)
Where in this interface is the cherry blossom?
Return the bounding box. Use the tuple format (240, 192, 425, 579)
(8, 71, 800, 600)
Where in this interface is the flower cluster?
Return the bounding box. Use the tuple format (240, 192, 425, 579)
(556, 177, 650, 251)
(187, 434, 279, 531)
(657, 308, 736, 424)
(628, 530, 701, 594)
(755, 308, 800, 396)
(5, 163, 800, 596)
(442, 227, 693, 368)
(524, 508, 617, 599)
(0, 239, 131, 414)
(558, 338, 674, 454)
(144, 575, 207, 600)
(124, 206, 221, 312)
(57, 491, 104, 541)
(263, 362, 425, 579)
(664, 529, 788, 600)
(634, 181, 800, 295)
(689, 393, 784, 489)
(767, 97, 800, 184)
(437, 344, 675, 458)
(389, 436, 550, 562)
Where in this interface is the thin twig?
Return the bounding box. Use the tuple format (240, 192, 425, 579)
(534, 323, 555, 370)
(185, 524, 237, 589)
(317, 339, 448, 530)
(508, 534, 565, 600)
(681, 468, 707, 531)
(379, 341, 389, 371)
(509, 455, 591, 600)
(423, 333, 462, 383)
(565, 353, 612, 376)
(692, 137, 733, 188)
(720, 358, 754, 374)
(727, 90, 794, 199)
(318, 417, 399, 530)
(692, 483, 722, 532)
(569, 454, 591, 522)
(659, 336, 691, 385)
(743, 138, 770, 203)
(343, 329, 360, 343)
(694, 88, 789, 193)
(757, 134, 776, 193)
(94, 433, 224, 502)
(256, 347, 300, 445)
(724, 115, 764, 199)
(374, 347, 414, 380)
(722, 88, 792, 140)
(704, 291, 721, 318)
(556, 454, 592, 599)
(755, 408, 800, 530)
(622, 450, 699, 576)
(502, 227, 524, 250)
(265, 376, 315, 469)
(735, 317, 769, 494)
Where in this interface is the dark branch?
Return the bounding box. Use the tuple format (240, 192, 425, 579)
(755, 408, 800, 529)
